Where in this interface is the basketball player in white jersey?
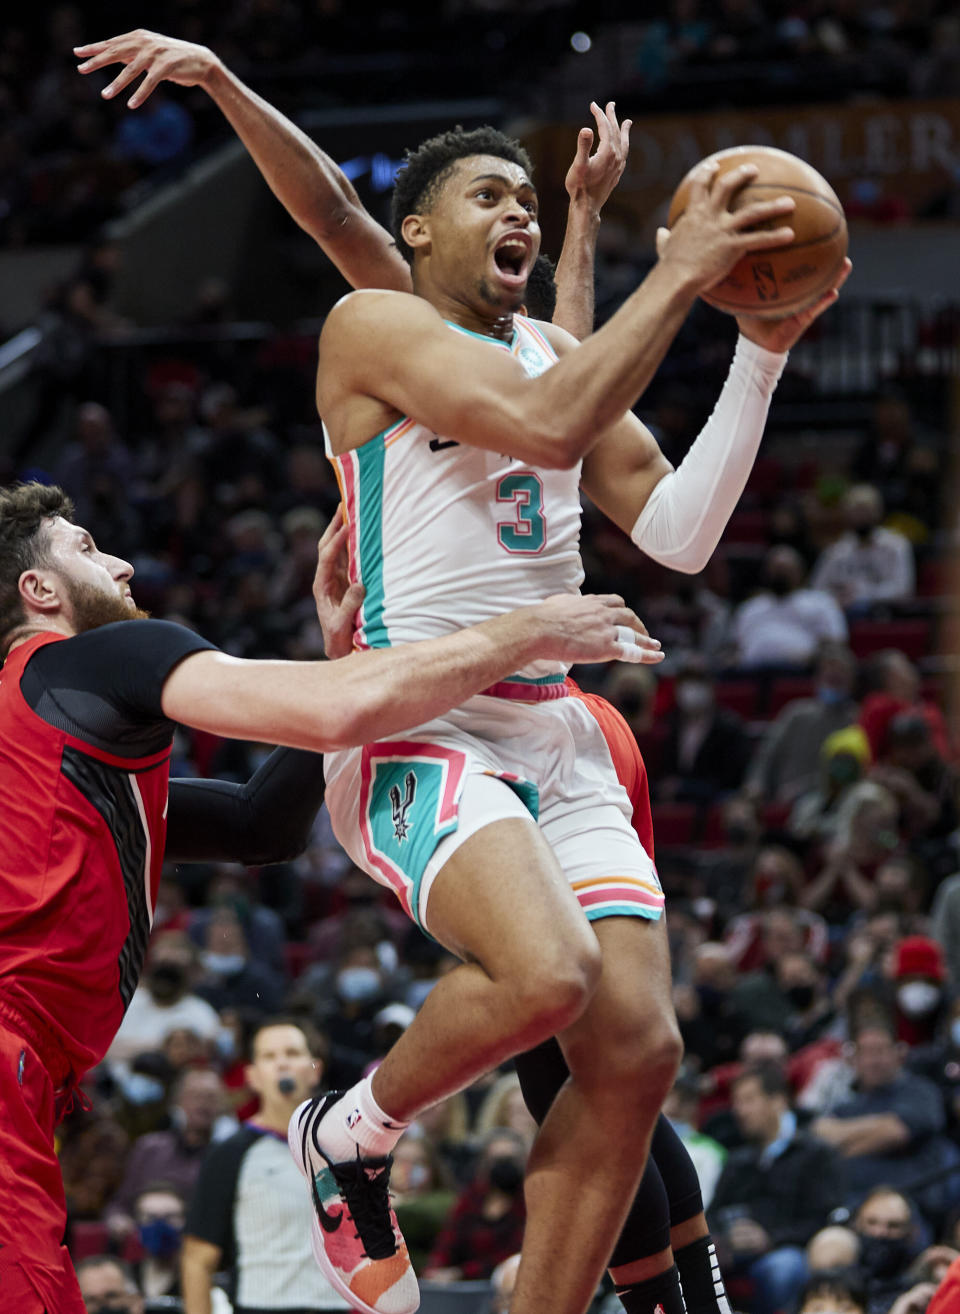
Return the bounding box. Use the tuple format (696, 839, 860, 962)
(301, 134, 845, 1314)
(76, 34, 850, 1314)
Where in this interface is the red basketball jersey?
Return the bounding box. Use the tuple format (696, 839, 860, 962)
(0, 633, 170, 1077)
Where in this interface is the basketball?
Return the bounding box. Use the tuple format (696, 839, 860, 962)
(666, 145, 848, 319)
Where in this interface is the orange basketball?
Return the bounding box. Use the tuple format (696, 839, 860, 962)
(666, 145, 848, 319)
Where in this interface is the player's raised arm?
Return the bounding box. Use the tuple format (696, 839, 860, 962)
(552, 100, 631, 340)
(580, 256, 852, 571)
(74, 28, 411, 292)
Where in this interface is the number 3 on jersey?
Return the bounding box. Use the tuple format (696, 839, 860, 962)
(496, 472, 546, 555)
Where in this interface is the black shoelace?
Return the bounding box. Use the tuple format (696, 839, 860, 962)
(332, 1153, 397, 1260)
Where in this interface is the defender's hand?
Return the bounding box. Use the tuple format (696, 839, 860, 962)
(313, 506, 365, 661)
(533, 593, 664, 666)
(75, 29, 221, 108)
(565, 101, 632, 213)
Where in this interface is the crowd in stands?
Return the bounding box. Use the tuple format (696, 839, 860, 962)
(3, 1, 960, 250)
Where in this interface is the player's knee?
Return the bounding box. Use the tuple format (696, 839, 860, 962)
(511, 937, 602, 1041)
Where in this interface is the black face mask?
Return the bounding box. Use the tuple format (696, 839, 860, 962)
(767, 575, 793, 597)
(853, 523, 875, 540)
(488, 1156, 525, 1195)
(859, 1233, 912, 1278)
(148, 963, 186, 1001)
(786, 984, 816, 1011)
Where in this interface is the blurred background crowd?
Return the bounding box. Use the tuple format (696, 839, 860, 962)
(2, 3, 960, 1314)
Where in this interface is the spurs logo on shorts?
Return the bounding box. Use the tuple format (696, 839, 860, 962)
(389, 771, 417, 842)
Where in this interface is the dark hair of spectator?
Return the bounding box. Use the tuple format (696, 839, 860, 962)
(247, 1014, 328, 1064)
(732, 1061, 790, 1100)
(0, 482, 74, 658)
(797, 1268, 867, 1312)
(850, 1013, 898, 1045)
(132, 1179, 187, 1207)
(524, 253, 558, 321)
(74, 1253, 138, 1284)
(390, 125, 534, 265)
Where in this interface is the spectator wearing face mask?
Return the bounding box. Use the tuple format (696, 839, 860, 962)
(657, 654, 752, 804)
(730, 546, 847, 672)
(788, 726, 872, 847)
(810, 484, 915, 615)
(130, 1182, 186, 1307)
(104, 1069, 235, 1244)
(744, 642, 860, 806)
(193, 906, 285, 1014)
(108, 934, 221, 1069)
(889, 936, 949, 1049)
(76, 1255, 144, 1314)
(424, 1129, 529, 1283)
(850, 1186, 921, 1314)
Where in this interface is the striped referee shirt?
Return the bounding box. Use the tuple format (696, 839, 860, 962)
(186, 1123, 349, 1314)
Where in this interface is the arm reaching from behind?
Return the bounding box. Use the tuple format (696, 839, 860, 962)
(75, 29, 411, 292)
(553, 101, 631, 339)
(161, 592, 662, 754)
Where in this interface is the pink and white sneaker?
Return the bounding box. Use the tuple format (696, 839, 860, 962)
(289, 1091, 420, 1314)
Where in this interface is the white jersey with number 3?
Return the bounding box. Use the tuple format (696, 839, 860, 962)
(325, 314, 584, 681)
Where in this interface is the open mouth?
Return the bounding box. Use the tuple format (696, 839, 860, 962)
(493, 238, 530, 283)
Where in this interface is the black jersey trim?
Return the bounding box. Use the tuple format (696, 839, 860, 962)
(61, 746, 151, 1011)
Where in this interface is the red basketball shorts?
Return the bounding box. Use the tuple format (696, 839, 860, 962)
(0, 1021, 85, 1313)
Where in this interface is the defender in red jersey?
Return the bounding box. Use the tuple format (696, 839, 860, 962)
(0, 482, 653, 1312)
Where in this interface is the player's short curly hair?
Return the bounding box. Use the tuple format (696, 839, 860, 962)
(390, 125, 534, 266)
(0, 481, 73, 657)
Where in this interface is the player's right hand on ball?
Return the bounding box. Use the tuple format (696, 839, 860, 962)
(75, 30, 220, 109)
(658, 160, 795, 293)
(536, 593, 664, 665)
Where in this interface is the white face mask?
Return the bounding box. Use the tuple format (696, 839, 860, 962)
(676, 681, 713, 714)
(896, 981, 941, 1017)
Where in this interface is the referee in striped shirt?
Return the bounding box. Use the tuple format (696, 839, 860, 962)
(182, 1019, 349, 1314)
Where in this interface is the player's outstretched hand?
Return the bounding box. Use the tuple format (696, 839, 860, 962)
(735, 257, 852, 353)
(534, 593, 664, 666)
(565, 101, 632, 213)
(75, 29, 220, 109)
(313, 505, 365, 661)
(657, 160, 796, 294)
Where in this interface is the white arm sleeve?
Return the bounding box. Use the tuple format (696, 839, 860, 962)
(630, 335, 788, 572)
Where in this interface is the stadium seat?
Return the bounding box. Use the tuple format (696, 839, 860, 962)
(417, 1280, 494, 1314)
(651, 802, 699, 847)
(848, 618, 932, 661)
(69, 1221, 109, 1261)
(713, 681, 758, 719)
(284, 942, 318, 980)
(767, 677, 815, 716)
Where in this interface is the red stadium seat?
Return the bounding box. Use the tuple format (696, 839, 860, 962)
(723, 509, 770, 544)
(917, 556, 956, 598)
(650, 802, 699, 847)
(284, 942, 317, 980)
(69, 1221, 109, 1261)
(849, 618, 932, 661)
(713, 681, 758, 719)
(768, 677, 815, 716)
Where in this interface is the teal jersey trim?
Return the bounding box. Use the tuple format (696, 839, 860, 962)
(356, 437, 389, 648)
(501, 672, 566, 686)
(444, 319, 518, 350)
